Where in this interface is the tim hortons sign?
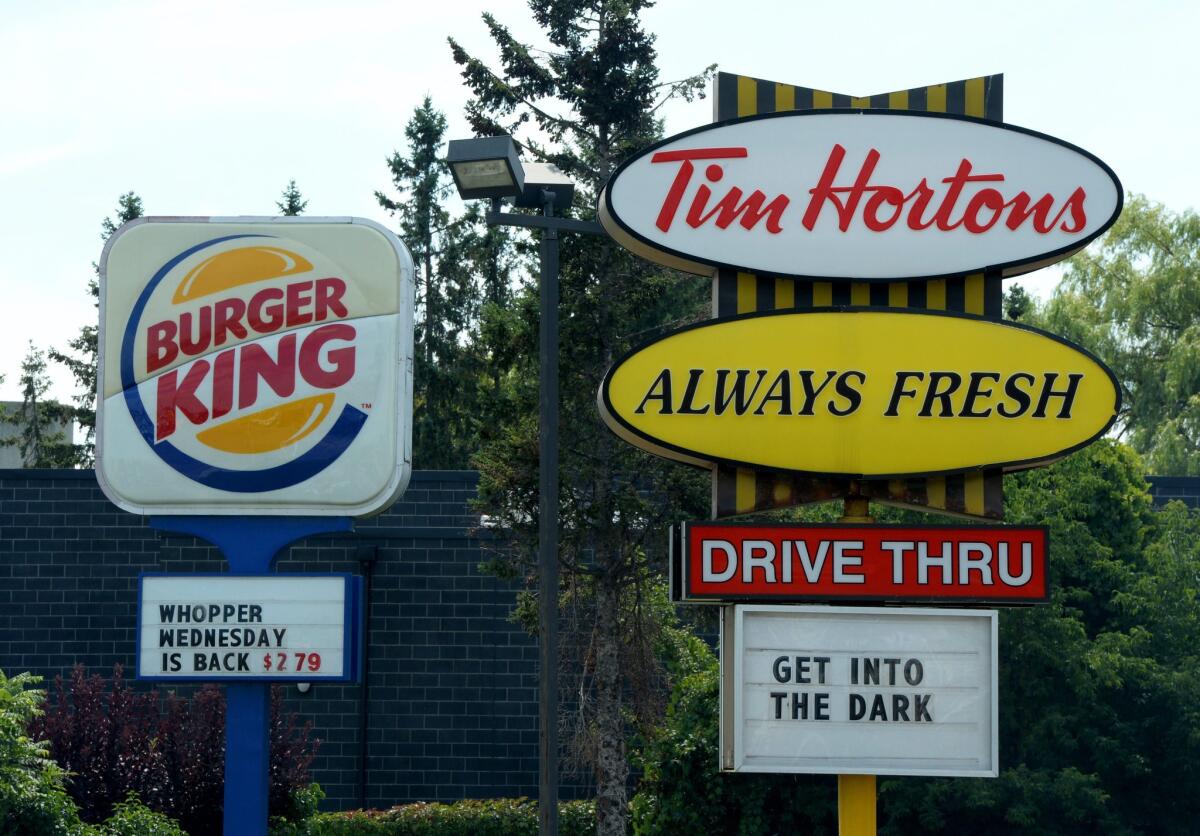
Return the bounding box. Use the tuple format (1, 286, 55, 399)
(599, 110, 1122, 282)
(598, 309, 1120, 478)
(97, 217, 414, 516)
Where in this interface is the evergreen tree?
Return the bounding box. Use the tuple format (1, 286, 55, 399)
(50, 192, 143, 465)
(377, 96, 494, 468)
(277, 179, 308, 215)
(2, 343, 75, 468)
(450, 4, 714, 832)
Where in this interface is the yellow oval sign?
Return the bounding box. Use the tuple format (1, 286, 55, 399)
(598, 310, 1120, 478)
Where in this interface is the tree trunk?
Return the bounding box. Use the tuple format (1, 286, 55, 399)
(593, 577, 628, 836)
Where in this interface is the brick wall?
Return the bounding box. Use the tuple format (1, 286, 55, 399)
(0, 468, 587, 811)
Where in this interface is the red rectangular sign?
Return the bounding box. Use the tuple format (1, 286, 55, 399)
(672, 522, 1048, 604)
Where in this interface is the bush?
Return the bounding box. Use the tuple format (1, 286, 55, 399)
(270, 798, 595, 836)
(31, 665, 319, 835)
(89, 794, 186, 836)
(0, 669, 84, 835)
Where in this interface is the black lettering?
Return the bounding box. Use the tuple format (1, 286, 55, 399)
(753, 370, 792, 415)
(869, 694, 888, 721)
(771, 692, 786, 719)
(272, 628, 286, 646)
(904, 659, 924, 686)
(167, 652, 181, 672)
(193, 652, 208, 671)
(795, 656, 811, 685)
(223, 604, 235, 621)
(885, 371, 924, 416)
(208, 605, 220, 622)
(864, 657, 879, 685)
(796, 370, 836, 415)
(961, 372, 1000, 417)
(236, 653, 249, 671)
(677, 369, 710, 414)
(883, 657, 901, 685)
(915, 694, 933, 722)
(791, 691, 809, 719)
(849, 693, 866, 720)
(159, 604, 176, 623)
(918, 371, 962, 417)
(715, 369, 768, 415)
(892, 694, 911, 721)
(635, 369, 673, 414)
(999, 372, 1035, 417)
(814, 692, 830, 721)
(249, 605, 262, 622)
(1033, 372, 1084, 418)
(814, 656, 830, 685)
(160, 629, 174, 647)
(829, 371, 865, 416)
(850, 657, 859, 684)
(772, 656, 791, 683)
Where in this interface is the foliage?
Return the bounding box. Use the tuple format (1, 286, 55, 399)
(277, 180, 308, 216)
(270, 798, 595, 836)
(0, 670, 84, 835)
(89, 794, 186, 836)
(31, 665, 318, 835)
(449, 3, 714, 830)
(50, 192, 144, 465)
(1, 342, 77, 467)
(631, 440, 1200, 834)
(1038, 195, 1200, 474)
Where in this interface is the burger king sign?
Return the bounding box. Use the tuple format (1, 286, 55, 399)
(97, 217, 414, 516)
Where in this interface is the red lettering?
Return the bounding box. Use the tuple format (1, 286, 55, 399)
(314, 278, 348, 321)
(238, 335, 296, 409)
(210, 349, 235, 420)
(1059, 187, 1088, 233)
(963, 188, 1007, 233)
(285, 281, 313, 328)
(863, 186, 906, 232)
(651, 147, 749, 232)
(802, 145, 881, 232)
(178, 308, 211, 357)
(299, 324, 357, 389)
(248, 287, 285, 332)
(156, 361, 210, 441)
(934, 159, 1005, 231)
(213, 297, 247, 346)
(146, 321, 178, 373)
(905, 179, 938, 230)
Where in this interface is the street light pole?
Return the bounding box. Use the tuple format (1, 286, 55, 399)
(536, 191, 561, 836)
(482, 193, 604, 836)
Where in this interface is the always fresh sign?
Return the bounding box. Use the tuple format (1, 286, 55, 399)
(599, 110, 1122, 281)
(599, 309, 1120, 478)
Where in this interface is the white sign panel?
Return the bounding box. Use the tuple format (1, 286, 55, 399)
(722, 605, 997, 776)
(97, 217, 414, 517)
(138, 574, 359, 682)
(600, 110, 1122, 282)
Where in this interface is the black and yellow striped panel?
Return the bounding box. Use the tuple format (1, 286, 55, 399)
(711, 72, 1004, 521)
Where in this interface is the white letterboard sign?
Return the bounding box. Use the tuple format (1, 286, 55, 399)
(721, 605, 997, 777)
(137, 574, 362, 682)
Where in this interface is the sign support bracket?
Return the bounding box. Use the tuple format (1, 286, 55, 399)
(150, 515, 354, 836)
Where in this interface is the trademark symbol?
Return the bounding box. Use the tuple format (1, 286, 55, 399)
(361, 402, 372, 409)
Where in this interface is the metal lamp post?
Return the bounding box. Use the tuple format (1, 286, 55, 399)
(448, 136, 604, 836)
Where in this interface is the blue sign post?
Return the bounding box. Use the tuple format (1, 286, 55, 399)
(150, 516, 354, 836)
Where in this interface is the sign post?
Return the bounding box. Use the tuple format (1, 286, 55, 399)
(595, 70, 1124, 834)
(97, 217, 413, 836)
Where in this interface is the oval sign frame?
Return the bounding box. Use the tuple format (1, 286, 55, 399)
(597, 308, 1122, 479)
(599, 109, 1124, 283)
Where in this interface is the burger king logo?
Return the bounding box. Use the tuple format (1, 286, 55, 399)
(98, 218, 413, 514)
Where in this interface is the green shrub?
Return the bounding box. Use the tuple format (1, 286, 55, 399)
(89, 794, 186, 836)
(271, 798, 595, 836)
(0, 669, 85, 835)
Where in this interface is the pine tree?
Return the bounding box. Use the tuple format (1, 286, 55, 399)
(276, 179, 308, 215)
(2, 343, 75, 468)
(450, 4, 714, 832)
(376, 97, 500, 468)
(50, 192, 143, 465)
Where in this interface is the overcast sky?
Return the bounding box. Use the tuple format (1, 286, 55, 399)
(2, 0, 1197, 402)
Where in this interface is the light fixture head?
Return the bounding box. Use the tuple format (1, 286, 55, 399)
(512, 162, 576, 211)
(447, 136, 525, 200)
